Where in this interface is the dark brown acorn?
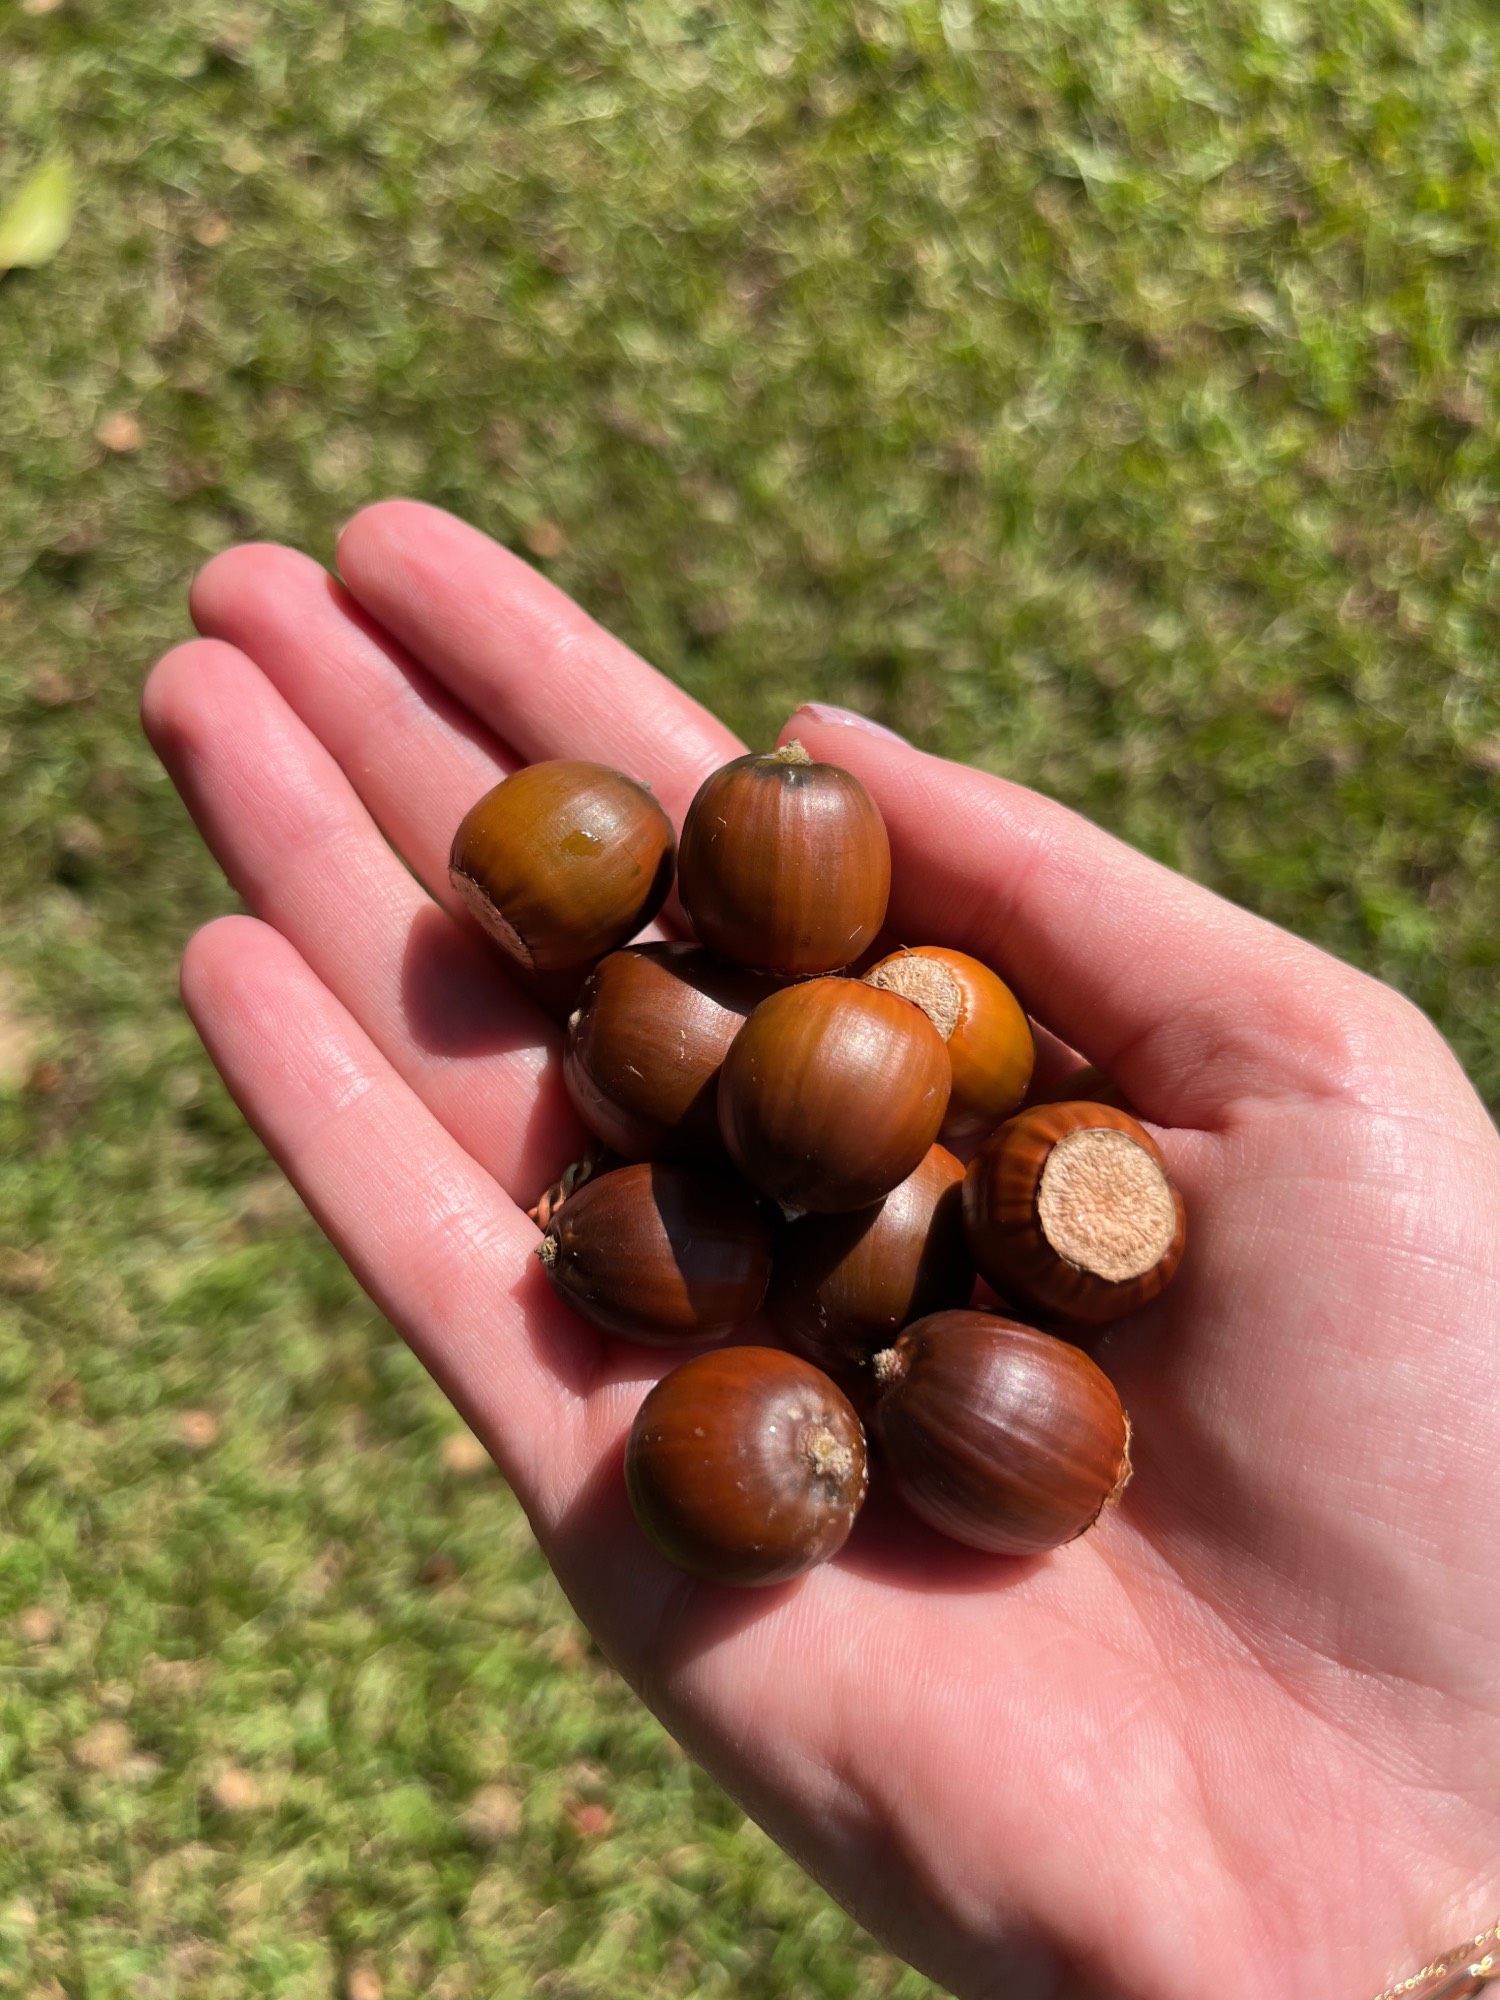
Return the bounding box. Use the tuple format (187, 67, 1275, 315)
(865, 946, 1034, 1147)
(677, 742, 890, 975)
(870, 1311, 1131, 1555)
(449, 760, 675, 974)
(537, 1161, 772, 1344)
(564, 944, 780, 1160)
(625, 1347, 868, 1585)
(962, 1101, 1186, 1326)
(769, 1144, 973, 1381)
(718, 978, 951, 1214)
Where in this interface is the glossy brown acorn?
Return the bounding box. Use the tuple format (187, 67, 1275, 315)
(625, 1347, 868, 1585)
(870, 1311, 1131, 1555)
(564, 944, 780, 1160)
(449, 760, 675, 974)
(677, 742, 891, 975)
(537, 1161, 772, 1344)
(963, 1101, 1186, 1326)
(769, 1144, 973, 1382)
(718, 978, 951, 1214)
(865, 946, 1035, 1147)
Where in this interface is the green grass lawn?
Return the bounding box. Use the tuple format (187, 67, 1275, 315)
(2, 0, 1498, 1993)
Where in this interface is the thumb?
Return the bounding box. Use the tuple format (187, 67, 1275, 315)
(782, 705, 1395, 1125)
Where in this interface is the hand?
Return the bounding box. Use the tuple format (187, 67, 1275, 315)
(143, 502, 1500, 2000)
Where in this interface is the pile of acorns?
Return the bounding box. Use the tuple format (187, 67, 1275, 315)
(449, 745, 1186, 1587)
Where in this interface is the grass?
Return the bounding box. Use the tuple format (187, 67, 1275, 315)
(1, 0, 1498, 1992)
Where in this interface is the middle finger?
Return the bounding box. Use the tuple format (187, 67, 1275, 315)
(190, 541, 521, 899)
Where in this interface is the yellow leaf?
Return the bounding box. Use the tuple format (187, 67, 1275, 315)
(0, 158, 76, 274)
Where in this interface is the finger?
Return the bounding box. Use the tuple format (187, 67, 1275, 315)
(1024, 1023, 1092, 1099)
(144, 638, 587, 1199)
(189, 542, 518, 898)
(782, 708, 1393, 1121)
(180, 915, 628, 1525)
(334, 499, 745, 825)
(189, 539, 684, 964)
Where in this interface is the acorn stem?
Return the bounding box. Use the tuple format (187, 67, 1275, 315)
(526, 1140, 608, 1229)
(768, 740, 813, 765)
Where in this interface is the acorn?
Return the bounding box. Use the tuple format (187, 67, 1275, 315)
(865, 946, 1034, 1146)
(963, 1101, 1185, 1326)
(677, 742, 890, 975)
(564, 944, 780, 1160)
(537, 1161, 772, 1344)
(870, 1311, 1131, 1555)
(449, 760, 675, 975)
(718, 978, 951, 1214)
(625, 1347, 868, 1585)
(769, 1144, 973, 1381)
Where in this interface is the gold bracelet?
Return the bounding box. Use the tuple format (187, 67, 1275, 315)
(1371, 1920, 1500, 2000)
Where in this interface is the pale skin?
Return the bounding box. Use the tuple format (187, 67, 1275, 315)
(142, 501, 1500, 2000)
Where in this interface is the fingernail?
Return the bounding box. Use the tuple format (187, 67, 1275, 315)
(790, 703, 909, 744)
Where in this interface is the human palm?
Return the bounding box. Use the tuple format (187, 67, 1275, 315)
(144, 503, 1500, 2000)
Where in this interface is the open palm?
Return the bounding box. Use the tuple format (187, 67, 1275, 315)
(143, 503, 1500, 2000)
